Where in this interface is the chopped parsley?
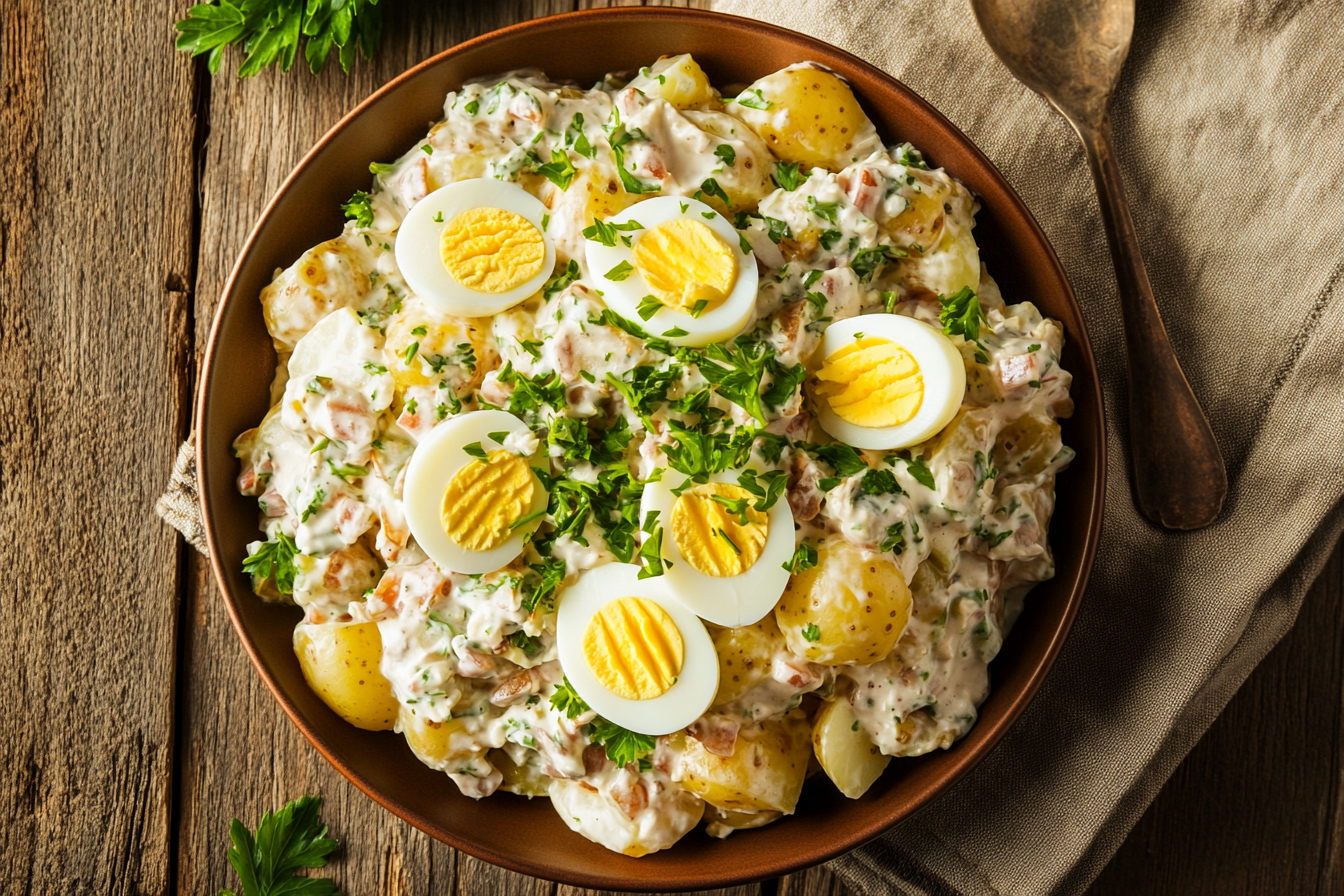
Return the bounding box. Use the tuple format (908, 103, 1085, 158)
(535, 148, 576, 190)
(801, 623, 821, 642)
(783, 543, 818, 574)
(340, 190, 374, 228)
(773, 160, 804, 191)
(242, 533, 301, 594)
(714, 143, 736, 167)
(938, 286, 987, 341)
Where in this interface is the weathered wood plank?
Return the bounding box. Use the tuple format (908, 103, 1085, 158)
(175, 3, 567, 895)
(0, 1, 197, 894)
(1087, 537, 1344, 895)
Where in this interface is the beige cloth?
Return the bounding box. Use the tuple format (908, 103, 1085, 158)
(157, 1, 1344, 891)
(704, 0, 1344, 893)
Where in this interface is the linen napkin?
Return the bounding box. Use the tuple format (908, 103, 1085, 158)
(701, 0, 1344, 893)
(158, 1, 1344, 892)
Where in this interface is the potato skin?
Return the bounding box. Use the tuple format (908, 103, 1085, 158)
(399, 710, 478, 767)
(293, 621, 399, 731)
(709, 615, 787, 706)
(775, 535, 912, 665)
(675, 712, 812, 814)
(731, 66, 879, 171)
(812, 697, 890, 799)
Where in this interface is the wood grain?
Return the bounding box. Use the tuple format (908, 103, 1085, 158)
(175, 4, 567, 894)
(2, 1, 1338, 894)
(0, 1, 196, 894)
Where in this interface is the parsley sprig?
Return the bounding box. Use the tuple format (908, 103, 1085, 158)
(176, 0, 383, 78)
(242, 533, 300, 594)
(220, 794, 340, 896)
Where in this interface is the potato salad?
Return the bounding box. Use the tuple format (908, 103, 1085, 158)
(233, 55, 1075, 856)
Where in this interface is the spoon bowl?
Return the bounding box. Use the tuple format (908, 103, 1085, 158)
(972, 0, 1227, 530)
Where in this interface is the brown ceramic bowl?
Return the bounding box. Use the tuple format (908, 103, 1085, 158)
(198, 7, 1105, 891)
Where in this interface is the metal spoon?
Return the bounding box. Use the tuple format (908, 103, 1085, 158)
(970, 0, 1227, 529)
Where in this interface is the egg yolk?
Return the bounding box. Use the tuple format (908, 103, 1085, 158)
(583, 597, 685, 700)
(439, 207, 545, 294)
(440, 449, 536, 552)
(816, 336, 924, 428)
(632, 218, 736, 315)
(671, 482, 768, 578)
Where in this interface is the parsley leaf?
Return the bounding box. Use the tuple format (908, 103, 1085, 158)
(849, 245, 908, 282)
(566, 112, 596, 159)
(637, 522, 670, 579)
(536, 148, 576, 190)
(462, 441, 488, 460)
(801, 623, 821, 642)
(737, 468, 789, 512)
(812, 443, 867, 478)
(327, 460, 368, 481)
(521, 559, 566, 614)
(175, 0, 383, 78)
(714, 144, 736, 167)
(582, 216, 644, 247)
(586, 717, 658, 767)
(774, 161, 804, 191)
(699, 177, 731, 206)
(697, 341, 775, 423)
(905, 456, 936, 490)
(340, 190, 374, 228)
(550, 676, 591, 719)
(241, 533, 301, 595)
(543, 258, 580, 300)
(881, 521, 907, 554)
(783, 542, 819, 574)
(735, 87, 773, 110)
(806, 195, 840, 224)
(220, 794, 340, 896)
(636, 295, 663, 321)
(855, 468, 906, 499)
(938, 286, 987, 341)
(604, 260, 636, 281)
(507, 630, 543, 657)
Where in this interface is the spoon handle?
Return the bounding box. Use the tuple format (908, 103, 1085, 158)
(1077, 115, 1227, 529)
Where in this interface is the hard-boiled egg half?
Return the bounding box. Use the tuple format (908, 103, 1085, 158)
(585, 195, 758, 347)
(814, 314, 966, 450)
(403, 409, 548, 574)
(556, 563, 718, 735)
(639, 470, 795, 627)
(396, 179, 556, 317)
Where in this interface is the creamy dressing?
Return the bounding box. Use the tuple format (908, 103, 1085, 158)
(233, 65, 1073, 855)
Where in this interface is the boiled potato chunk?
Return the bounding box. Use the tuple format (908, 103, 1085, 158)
(627, 53, 717, 109)
(676, 713, 811, 814)
(399, 710, 481, 768)
(493, 749, 550, 797)
(703, 805, 784, 838)
(294, 621, 398, 730)
(383, 297, 492, 391)
(731, 64, 881, 171)
(709, 615, 787, 706)
(812, 698, 890, 799)
(549, 776, 705, 856)
(775, 534, 912, 665)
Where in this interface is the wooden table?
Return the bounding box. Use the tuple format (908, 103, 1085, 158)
(4, 1, 1340, 893)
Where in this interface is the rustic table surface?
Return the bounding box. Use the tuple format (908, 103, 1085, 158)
(4, 1, 1341, 894)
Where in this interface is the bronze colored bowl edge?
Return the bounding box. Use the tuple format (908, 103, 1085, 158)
(196, 7, 1107, 891)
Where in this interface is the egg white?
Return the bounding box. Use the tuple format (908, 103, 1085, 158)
(402, 409, 548, 575)
(584, 195, 758, 347)
(556, 563, 718, 736)
(814, 314, 967, 450)
(395, 179, 556, 318)
(639, 469, 795, 627)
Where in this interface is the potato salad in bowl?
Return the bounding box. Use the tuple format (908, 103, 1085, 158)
(232, 53, 1075, 857)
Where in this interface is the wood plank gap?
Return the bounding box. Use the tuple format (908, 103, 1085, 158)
(167, 46, 215, 896)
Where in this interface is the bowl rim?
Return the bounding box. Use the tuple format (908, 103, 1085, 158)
(197, 6, 1106, 889)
